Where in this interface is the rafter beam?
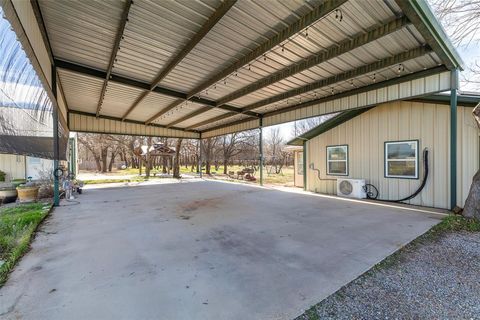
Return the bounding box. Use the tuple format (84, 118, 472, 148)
(394, 0, 463, 70)
(240, 46, 431, 113)
(145, 0, 347, 124)
(200, 64, 447, 135)
(217, 16, 410, 107)
(96, 0, 132, 116)
(121, 0, 237, 120)
(186, 16, 410, 124)
(54, 59, 257, 119)
(186, 112, 238, 130)
(166, 106, 213, 128)
(185, 0, 348, 99)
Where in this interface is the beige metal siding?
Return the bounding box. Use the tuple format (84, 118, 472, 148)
(306, 102, 479, 209)
(0, 154, 25, 181)
(68, 113, 199, 139)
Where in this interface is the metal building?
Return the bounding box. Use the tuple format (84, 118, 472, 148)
(0, 0, 469, 208)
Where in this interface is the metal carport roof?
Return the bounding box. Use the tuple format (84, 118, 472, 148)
(3, 0, 463, 138)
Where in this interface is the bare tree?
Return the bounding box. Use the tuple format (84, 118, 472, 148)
(173, 138, 183, 178)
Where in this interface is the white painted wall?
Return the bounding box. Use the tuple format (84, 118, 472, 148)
(305, 101, 479, 209)
(0, 154, 25, 181)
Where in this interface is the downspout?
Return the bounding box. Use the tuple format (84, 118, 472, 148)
(450, 69, 459, 210)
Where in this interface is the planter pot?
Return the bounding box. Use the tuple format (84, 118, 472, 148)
(0, 188, 17, 204)
(16, 186, 39, 203)
(11, 179, 26, 188)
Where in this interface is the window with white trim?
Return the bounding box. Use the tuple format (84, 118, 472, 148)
(326, 145, 348, 176)
(385, 140, 418, 179)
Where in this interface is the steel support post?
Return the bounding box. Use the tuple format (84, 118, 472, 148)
(450, 69, 459, 210)
(52, 64, 60, 206)
(259, 118, 264, 186)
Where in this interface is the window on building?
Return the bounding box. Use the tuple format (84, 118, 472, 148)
(296, 152, 303, 175)
(385, 140, 418, 179)
(326, 145, 348, 175)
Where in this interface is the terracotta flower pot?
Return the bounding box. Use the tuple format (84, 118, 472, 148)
(16, 186, 39, 203)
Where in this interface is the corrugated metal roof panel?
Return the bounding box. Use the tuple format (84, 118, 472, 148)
(99, 82, 144, 118)
(40, 0, 125, 70)
(112, 0, 221, 83)
(128, 92, 180, 122)
(57, 69, 103, 114)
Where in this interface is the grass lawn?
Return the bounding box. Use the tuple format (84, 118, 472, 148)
(0, 202, 52, 286)
(81, 165, 296, 187)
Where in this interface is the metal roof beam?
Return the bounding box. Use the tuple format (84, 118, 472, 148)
(185, 0, 348, 100)
(166, 106, 213, 128)
(54, 59, 256, 117)
(121, 0, 237, 120)
(201, 65, 447, 134)
(185, 111, 238, 130)
(68, 110, 197, 133)
(216, 16, 410, 107)
(394, 0, 463, 70)
(241, 46, 431, 113)
(153, 0, 348, 127)
(96, 0, 132, 117)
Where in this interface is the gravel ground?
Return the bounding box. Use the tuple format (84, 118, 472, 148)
(296, 230, 480, 320)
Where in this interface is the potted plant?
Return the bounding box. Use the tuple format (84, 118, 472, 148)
(16, 182, 40, 203)
(11, 178, 26, 188)
(0, 183, 17, 204)
(0, 170, 6, 182)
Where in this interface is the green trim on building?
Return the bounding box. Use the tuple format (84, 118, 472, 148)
(395, 0, 464, 70)
(287, 108, 373, 146)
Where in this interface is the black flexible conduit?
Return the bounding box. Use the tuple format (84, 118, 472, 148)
(365, 148, 429, 203)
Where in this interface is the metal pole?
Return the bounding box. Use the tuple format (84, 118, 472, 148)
(52, 64, 60, 206)
(259, 118, 263, 186)
(303, 140, 307, 191)
(198, 134, 203, 178)
(450, 69, 458, 210)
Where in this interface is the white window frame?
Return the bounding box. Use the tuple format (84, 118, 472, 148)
(326, 145, 348, 176)
(384, 140, 419, 179)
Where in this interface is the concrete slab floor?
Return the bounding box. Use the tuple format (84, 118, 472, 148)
(0, 180, 442, 320)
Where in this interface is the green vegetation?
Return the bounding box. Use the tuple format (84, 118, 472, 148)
(81, 165, 296, 187)
(0, 202, 51, 286)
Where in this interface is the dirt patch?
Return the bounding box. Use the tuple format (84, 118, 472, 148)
(176, 197, 224, 219)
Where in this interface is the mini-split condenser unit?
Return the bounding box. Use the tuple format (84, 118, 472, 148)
(336, 178, 367, 199)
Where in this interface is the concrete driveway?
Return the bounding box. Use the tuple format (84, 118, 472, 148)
(0, 180, 441, 320)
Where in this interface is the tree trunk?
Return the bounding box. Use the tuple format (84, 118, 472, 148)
(463, 105, 480, 220)
(101, 147, 108, 173)
(162, 157, 167, 174)
(223, 158, 228, 174)
(463, 171, 480, 220)
(173, 139, 183, 178)
(108, 150, 116, 172)
(205, 160, 211, 175)
(94, 156, 102, 172)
